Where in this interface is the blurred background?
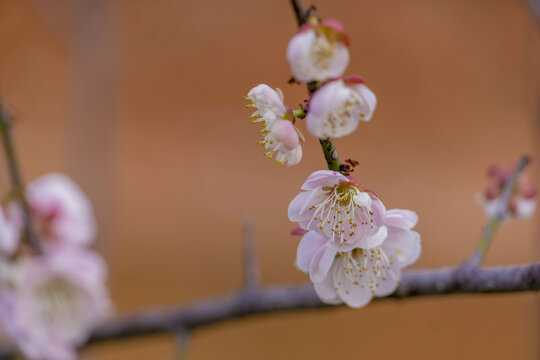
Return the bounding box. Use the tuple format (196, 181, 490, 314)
(0, 0, 539, 359)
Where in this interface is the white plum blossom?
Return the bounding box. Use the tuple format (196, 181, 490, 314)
(306, 76, 377, 138)
(289, 170, 387, 249)
(246, 84, 303, 166)
(11, 173, 97, 249)
(296, 209, 421, 308)
(0, 247, 111, 360)
(286, 19, 350, 82)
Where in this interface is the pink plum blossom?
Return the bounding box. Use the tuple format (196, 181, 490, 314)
(11, 173, 97, 249)
(246, 84, 303, 166)
(286, 20, 350, 82)
(306, 76, 377, 139)
(288, 170, 387, 250)
(478, 164, 536, 220)
(0, 247, 111, 360)
(296, 209, 421, 308)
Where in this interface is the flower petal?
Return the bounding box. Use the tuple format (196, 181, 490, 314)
(334, 260, 373, 308)
(382, 227, 421, 268)
(301, 170, 347, 191)
(385, 209, 418, 229)
(309, 245, 337, 283)
(296, 232, 326, 273)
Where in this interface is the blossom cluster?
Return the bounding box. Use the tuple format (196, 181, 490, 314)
(245, 16, 421, 307)
(246, 19, 376, 167)
(478, 164, 536, 220)
(0, 174, 110, 359)
(289, 171, 420, 307)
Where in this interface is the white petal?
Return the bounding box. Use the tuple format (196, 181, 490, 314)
(334, 260, 373, 308)
(313, 263, 342, 305)
(385, 209, 418, 229)
(516, 198, 536, 219)
(382, 227, 421, 268)
(352, 225, 388, 249)
(300, 170, 347, 191)
(309, 245, 337, 283)
(296, 232, 327, 273)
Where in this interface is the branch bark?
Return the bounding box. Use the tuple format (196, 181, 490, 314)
(241, 217, 261, 287)
(81, 260, 540, 345)
(0, 103, 42, 254)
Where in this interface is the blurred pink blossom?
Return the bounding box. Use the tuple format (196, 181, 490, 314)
(0, 247, 111, 360)
(286, 20, 349, 82)
(478, 164, 536, 220)
(8, 173, 97, 250)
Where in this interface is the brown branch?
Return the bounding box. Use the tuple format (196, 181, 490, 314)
(241, 217, 261, 287)
(0, 102, 42, 254)
(78, 260, 540, 346)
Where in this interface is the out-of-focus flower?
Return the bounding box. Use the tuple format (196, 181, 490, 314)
(306, 76, 376, 139)
(296, 209, 420, 308)
(0, 247, 111, 360)
(288, 170, 387, 249)
(478, 164, 536, 220)
(286, 19, 349, 82)
(9, 173, 97, 249)
(246, 84, 303, 166)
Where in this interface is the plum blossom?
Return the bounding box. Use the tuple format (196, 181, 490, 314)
(286, 19, 349, 82)
(246, 84, 303, 166)
(478, 164, 536, 220)
(288, 170, 387, 249)
(306, 76, 377, 139)
(296, 209, 421, 308)
(9, 173, 97, 249)
(0, 247, 111, 360)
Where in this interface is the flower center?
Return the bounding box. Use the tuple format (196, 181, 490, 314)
(324, 92, 362, 136)
(36, 277, 86, 333)
(308, 182, 374, 245)
(309, 31, 336, 70)
(339, 247, 397, 295)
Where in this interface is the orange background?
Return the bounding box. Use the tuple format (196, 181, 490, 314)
(1, 0, 540, 359)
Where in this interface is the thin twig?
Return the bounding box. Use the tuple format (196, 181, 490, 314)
(466, 156, 531, 267)
(527, 0, 540, 23)
(172, 328, 190, 360)
(241, 217, 261, 287)
(0, 102, 41, 254)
